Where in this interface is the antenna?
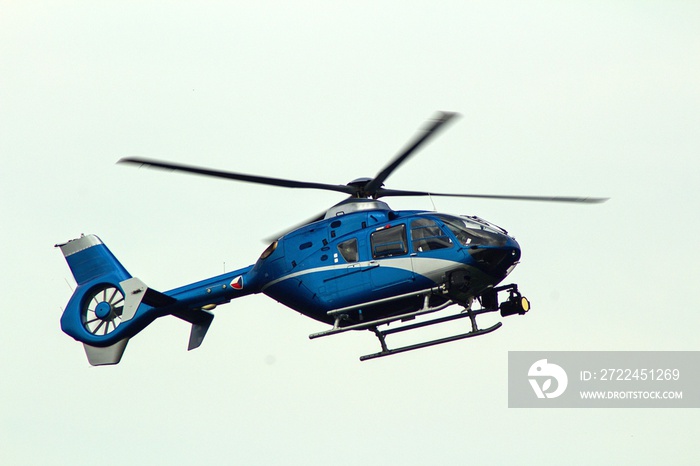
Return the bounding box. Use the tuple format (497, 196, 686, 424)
(64, 277, 75, 293)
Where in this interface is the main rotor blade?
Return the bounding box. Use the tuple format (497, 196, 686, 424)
(363, 111, 459, 196)
(375, 188, 608, 204)
(119, 157, 356, 195)
(263, 210, 329, 243)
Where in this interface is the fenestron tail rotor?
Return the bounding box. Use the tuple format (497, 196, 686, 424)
(82, 285, 125, 336)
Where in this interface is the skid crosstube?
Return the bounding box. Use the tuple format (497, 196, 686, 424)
(309, 287, 452, 340)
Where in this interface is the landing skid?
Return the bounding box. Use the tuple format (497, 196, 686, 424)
(361, 321, 502, 361)
(309, 284, 527, 361)
(360, 302, 503, 360)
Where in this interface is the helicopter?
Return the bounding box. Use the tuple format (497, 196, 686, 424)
(56, 112, 607, 365)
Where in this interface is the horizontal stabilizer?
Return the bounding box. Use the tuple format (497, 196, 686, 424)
(83, 339, 129, 366)
(120, 277, 178, 322)
(143, 287, 177, 307)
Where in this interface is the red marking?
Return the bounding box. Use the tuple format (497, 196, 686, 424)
(230, 275, 243, 290)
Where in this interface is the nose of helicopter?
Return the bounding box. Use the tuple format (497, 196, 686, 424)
(466, 235, 521, 279)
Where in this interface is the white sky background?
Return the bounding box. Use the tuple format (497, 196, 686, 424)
(2, 1, 699, 464)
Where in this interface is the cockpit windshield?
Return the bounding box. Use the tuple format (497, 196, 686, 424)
(434, 214, 507, 247)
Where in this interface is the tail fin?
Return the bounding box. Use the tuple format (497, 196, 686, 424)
(57, 234, 254, 365)
(57, 235, 136, 365)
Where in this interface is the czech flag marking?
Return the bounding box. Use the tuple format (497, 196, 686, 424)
(230, 275, 243, 290)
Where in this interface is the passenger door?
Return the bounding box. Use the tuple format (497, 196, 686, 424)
(368, 224, 415, 291)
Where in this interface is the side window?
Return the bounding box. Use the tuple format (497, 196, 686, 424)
(371, 225, 407, 258)
(337, 238, 358, 263)
(410, 218, 452, 252)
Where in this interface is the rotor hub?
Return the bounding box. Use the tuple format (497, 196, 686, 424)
(94, 301, 113, 320)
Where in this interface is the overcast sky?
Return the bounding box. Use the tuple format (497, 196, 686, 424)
(2, 2, 699, 465)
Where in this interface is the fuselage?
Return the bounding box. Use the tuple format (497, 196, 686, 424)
(56, 202, 522, 351)
(246, 200, 521, 325)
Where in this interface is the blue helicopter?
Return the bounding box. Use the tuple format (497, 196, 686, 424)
(56, 112, 606, 365)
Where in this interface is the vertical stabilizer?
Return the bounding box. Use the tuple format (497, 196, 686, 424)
(83, 339, 129, 366)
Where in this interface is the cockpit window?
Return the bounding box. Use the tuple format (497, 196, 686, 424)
(337, 238, 358, 263)
(410, 219, 452, 252)
(435, 215, 507, 247)
(371, 224, 407, 258)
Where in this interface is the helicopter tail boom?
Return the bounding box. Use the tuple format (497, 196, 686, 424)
(57, 234, 255, 365)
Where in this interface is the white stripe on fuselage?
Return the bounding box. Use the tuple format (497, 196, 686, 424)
(260, 256, 463, 291)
